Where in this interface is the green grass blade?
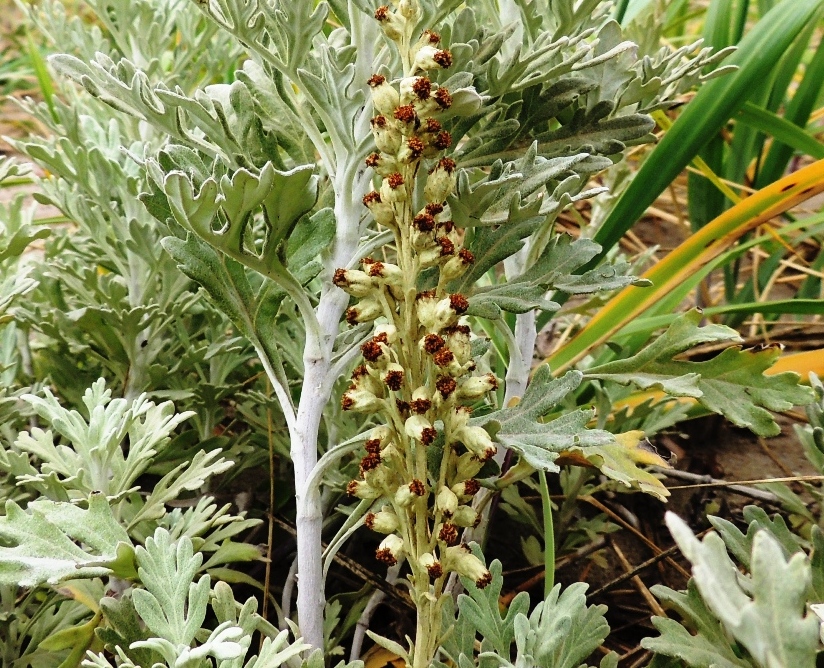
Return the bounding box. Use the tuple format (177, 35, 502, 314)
(758, 20, 824, 187)
(25, 35, 57, 123)
(591, 0, 824, 259)
(737, 103, 824, 160)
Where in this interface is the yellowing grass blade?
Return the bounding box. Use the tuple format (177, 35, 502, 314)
(547, 158, 824, 374)
(766, 349, 824, 378)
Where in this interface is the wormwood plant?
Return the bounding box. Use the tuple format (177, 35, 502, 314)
(0, 0, 818, 665)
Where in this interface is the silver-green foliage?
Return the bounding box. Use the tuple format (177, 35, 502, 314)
(643, 512, 821, 668)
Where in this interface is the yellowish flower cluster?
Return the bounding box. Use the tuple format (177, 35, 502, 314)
(333, 2, 498, 596)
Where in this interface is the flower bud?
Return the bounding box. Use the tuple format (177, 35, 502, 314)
(366, 260, 404, 287)
(419, 295, 468, 331)
(395, 479, 426, 507)
(457, 373, 498, 400)
(375, 533, 405, 565)
(398, 0, 420, 20)
(445, 405, 471, 433)
(347, 479, 382, 499)
(341, 386, 384, 413)
(363, 191, 396, 227)
(371, 116, 402, 154)
(443, 544, 492, 588)
(333, 268, 375, 298)
(410, 386, 432, 414)
(382, 363, 406, 392)
(424, 158, 457, 204)
(399, 76, 432, 105)
(397, 136, 425, 164)
(455, 452, 484, 480)
(365, 507, 400, 534)
(374, 6, 404, 41)
(419, 552, 443, 579)
(380, 173, 407, 204)
(443, 325, 471, 364)
(413, 45, 453, 72)
(451, 478, 481, 500)
(452, 505, 479, 528)
(367, 74, 400, 116)
(440, 248, 474, 282)
(346, 298, 383, 325)
(435, 486, 459, 517)
(405, 414, 437, 445)
(373, 324, 398, 344)
(350, 365, 383, 396)
(456, 425, 497, 461)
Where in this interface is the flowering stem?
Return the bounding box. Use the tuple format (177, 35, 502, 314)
(539, 469, 555, 596)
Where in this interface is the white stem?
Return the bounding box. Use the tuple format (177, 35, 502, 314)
(290, 160, 366, 649)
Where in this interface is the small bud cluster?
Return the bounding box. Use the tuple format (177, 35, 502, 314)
(335, 2, 495, 596)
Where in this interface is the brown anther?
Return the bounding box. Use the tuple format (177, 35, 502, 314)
(365, 438, 382, 453)
(365, 152, 381, 168)
(332, 268, 348, 287)
(385, 370, 404, 391)
(420, 427, 438, 445)
(387, 173, 405, 189)
(422, 29, 440, 44)
(437, 237, 455, 255)
(346, 480, 360, 496)
(476, 572, 493, 589)
(427, 561, 444, 578)
(464, 479, 481, 496)
(371, 115, 388, 128)
(438, 157, 457, 174)
(442, 220, 455, 233)
(361, 339, 384, 363)
(373, 331, 389, 344)
(412, 77, 432, 100)
(410, 398, 432, 414)
(444, 324, 470, 336)
(413, 213, 436, 232)
(345, 308, 359, 326)
(459, 248, 475, 264)
(367, 74, 386, 87)
(425, 202, 444, 216)
(433, 131, 452, 150)
(416, 289, 436, 301)
(360, 452, 382, 474)
(364, 513, 377, 529)
(394, 105, 417, 124)
(434, 88, 452, 109)
(367, 261, 386, 277)
(341, 394, 355, 410)
(433, 348, 454, 367)
(374, 6, 390, 21)
(351, 364, 369, 380)
(439, 523, 459, 546)
(396, 399, 410, 414)
(449, 293, 469, 314)
(361, 256, 376, 265)
(375, 548, 397, 565)
(409, 479, 426, 496)
(424, 334, 445, 354)
(425, 118, 442, 133)
(434, 50, 453, 68)
(436, 376, 456, 398)
(363, 191, 382, 206)
(406, 136, 425, 159)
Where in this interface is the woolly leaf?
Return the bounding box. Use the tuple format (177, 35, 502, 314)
(510, 582, 610, 668)
(456, 558, 530, 657)
(586, 310, 814, 436)
(643, 581, 750, 668)
(476, 367, 668, 498)
(663, 513, 819, 668)
(0, 492, 135, 587)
